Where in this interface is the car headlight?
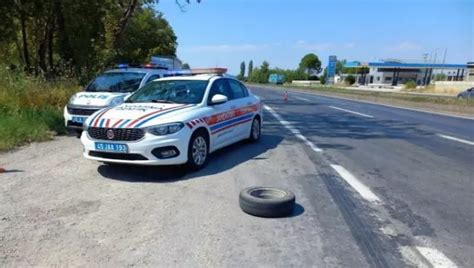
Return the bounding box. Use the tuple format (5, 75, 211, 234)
(109, 96, 124, 106)
(68, 94, 77, 104)
(146, 122, 184, 136)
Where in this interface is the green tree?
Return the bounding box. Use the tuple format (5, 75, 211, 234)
(112, 7, 177, 64)
(299, 53, 322, 79)
(0, 0, 197, 81)
(260, 61, 270, 82)
(240, 61, 246, 78)
(248, 60, 253, 77)
(182, 63, 190, 69)
(248, 61, 271, 83)
(336, 59, 346, 75)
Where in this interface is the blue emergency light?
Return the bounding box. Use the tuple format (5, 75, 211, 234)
(117, 64, 129, 69)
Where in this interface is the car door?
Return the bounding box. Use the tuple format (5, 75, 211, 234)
(207, 79, 235, 149)
(227, 79, 254, 139)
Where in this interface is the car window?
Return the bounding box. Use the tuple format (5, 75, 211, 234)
(127, 80, 209, 104)
(85, 72, 146, 92)
(145, 74, 161, 84)
(228, 80, 246, 99)
(239, 82, 249, 97)
(208, 79, 233, 102)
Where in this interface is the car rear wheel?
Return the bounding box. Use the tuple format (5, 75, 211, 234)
(248, 117, 261, 142)
(186, 130, 209, 170)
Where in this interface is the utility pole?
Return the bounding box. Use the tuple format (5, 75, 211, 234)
(441, 48, 447, 77)
(442, 48, 447, 64)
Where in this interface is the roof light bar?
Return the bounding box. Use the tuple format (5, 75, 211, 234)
(191, 68, 227, 75)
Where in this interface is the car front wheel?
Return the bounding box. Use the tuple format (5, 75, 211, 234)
(186, 130, 209, 170)
(248, 117, 261, 142)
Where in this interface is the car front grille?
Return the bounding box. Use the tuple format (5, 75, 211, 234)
(89, 151, 148, 160)
(88, 127, 145, 141)
(67, 106, 100, 116)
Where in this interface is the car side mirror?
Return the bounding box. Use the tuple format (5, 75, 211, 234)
(211, 94, 228, 105)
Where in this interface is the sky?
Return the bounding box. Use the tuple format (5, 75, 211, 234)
(155, 0, 473, 74)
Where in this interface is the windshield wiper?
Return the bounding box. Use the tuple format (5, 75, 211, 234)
(151, 99, 177, 104)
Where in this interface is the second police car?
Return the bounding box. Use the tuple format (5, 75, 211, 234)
(65, 56, 183, 136)
(81, 68, 262, 170)
(65, 65, 167, 135)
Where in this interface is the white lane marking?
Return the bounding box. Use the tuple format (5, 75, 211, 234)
(437, 134, 474, 146)
(416, 247, 458, 268)
(330, 164, 381, 203)
(294, 96, 311, 102)
(329, 106, 374, 118)
(263, 104, 322, 152)
(287, 90, 474, 120)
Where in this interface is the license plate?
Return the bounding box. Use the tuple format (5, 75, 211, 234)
(94, 142, 128, 153)
(72, 116, 87, 124)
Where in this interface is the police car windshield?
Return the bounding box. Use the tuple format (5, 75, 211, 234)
(85, 72, 145, 92)
(127, 80, 208, 104)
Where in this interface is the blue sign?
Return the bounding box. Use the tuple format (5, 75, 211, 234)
(327, 55, 337, 84)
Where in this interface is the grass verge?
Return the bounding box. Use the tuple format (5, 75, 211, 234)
(0, 67, 79, 151)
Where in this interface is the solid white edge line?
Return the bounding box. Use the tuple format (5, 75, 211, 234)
(330, 164, 381, 203)
(416, 247, 458, 268)
(437, 134, 474, 146)
(263, 104, 322, 152)
(329, 106, 374, 118)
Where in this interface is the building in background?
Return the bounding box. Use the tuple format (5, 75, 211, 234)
(467, 62, 474, 81)
(343, 60, 468, 87)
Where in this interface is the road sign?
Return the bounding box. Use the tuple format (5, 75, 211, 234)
(327, 55, 337, 84)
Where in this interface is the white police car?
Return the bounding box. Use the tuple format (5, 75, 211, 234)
(64, 64, 167, 135)
(81, 68, 262, 169)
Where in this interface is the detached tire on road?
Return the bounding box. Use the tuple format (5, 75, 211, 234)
(239, 187, 295, 218)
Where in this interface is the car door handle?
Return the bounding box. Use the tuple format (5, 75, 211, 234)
(230, 105, 237, 109)
(247, 102, 252, 105)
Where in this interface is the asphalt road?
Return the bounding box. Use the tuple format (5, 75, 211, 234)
(251, 85, 474, 267)
(0, 86, 472, 266)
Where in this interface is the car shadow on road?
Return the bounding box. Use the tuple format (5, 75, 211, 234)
(97, 129, 284, 183)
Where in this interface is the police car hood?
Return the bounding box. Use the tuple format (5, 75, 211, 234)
(71, 92, 126, 106)
(88, 103, 196, 128)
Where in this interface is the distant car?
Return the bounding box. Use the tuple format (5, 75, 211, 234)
(64, 65, 167, 135)
(457, 87, 473, 99)
(80, 68, 262, 170)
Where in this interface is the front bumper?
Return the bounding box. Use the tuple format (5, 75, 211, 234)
(64, 105, 104, 130)
(81, 128, 192, 165)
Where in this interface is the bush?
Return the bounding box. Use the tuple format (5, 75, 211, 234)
(319, 75, 326, 85)
(404, 81, 417, 89)
(345, 75, 356, 85)
(0, 66, 80, 150)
